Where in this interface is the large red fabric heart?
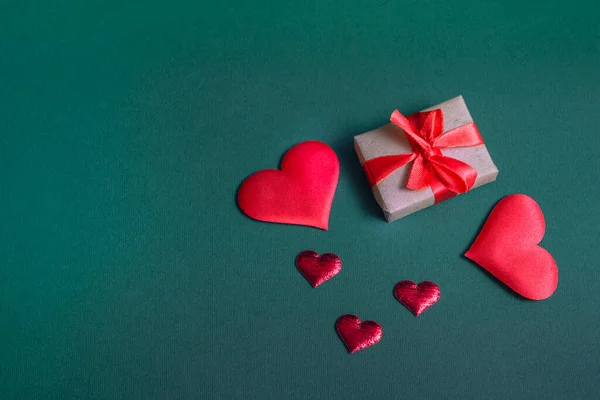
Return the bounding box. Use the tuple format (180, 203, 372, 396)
(394, 281, 440, 316)
(335, 314, 382, 353)
(295, 250, 342, 287)
(465, 194, 558, 300)
(237, 141, 339, 230)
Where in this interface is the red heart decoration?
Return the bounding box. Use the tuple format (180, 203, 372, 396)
(237, 141, 339, 230)
(295, 250, 342, 287)
(394, 281, 440, 316)
(335, 314, 382, 353)
(465, 194, 558, 300)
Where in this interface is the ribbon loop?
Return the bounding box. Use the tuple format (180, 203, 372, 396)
(362, 153, 416, 187)
(390, 110, 431, 152)
(429, 155, 477, 194)
(420, 110, 445, 143)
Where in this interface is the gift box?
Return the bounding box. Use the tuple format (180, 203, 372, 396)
(354, 96, 499, 222)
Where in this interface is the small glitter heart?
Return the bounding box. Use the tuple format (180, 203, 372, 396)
(394, 280, 440, 316)
(295, 250, 342, 287)
(335, 314, 382, 353)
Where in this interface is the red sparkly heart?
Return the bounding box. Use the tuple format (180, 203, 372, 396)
(237, 141, 339, 230)
(295, 250, 342, 287)
(335, 314, 382, 353)
(465, 194, 558, 300)
(394, 281, 440, 316)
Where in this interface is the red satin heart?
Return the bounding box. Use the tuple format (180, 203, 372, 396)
(394, 281, 440, 316)
(465, 194, 558, 300)
(295, 250, 342, 287)
(335, 314, 382, 353)
(237, 141, 339, 230)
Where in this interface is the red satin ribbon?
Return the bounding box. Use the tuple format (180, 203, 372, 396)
(362, 109, 484, 203)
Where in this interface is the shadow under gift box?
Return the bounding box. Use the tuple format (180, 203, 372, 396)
(354, 96, 499, 222)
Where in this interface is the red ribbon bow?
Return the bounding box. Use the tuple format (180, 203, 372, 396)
(362, 108, 485, 203)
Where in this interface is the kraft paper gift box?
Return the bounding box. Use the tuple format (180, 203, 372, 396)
(354, 96, 499, 222)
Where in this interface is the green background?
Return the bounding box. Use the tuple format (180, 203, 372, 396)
(1, 1, 599, 399)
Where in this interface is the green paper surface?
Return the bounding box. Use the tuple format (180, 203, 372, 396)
(1, 1, 599, 399)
